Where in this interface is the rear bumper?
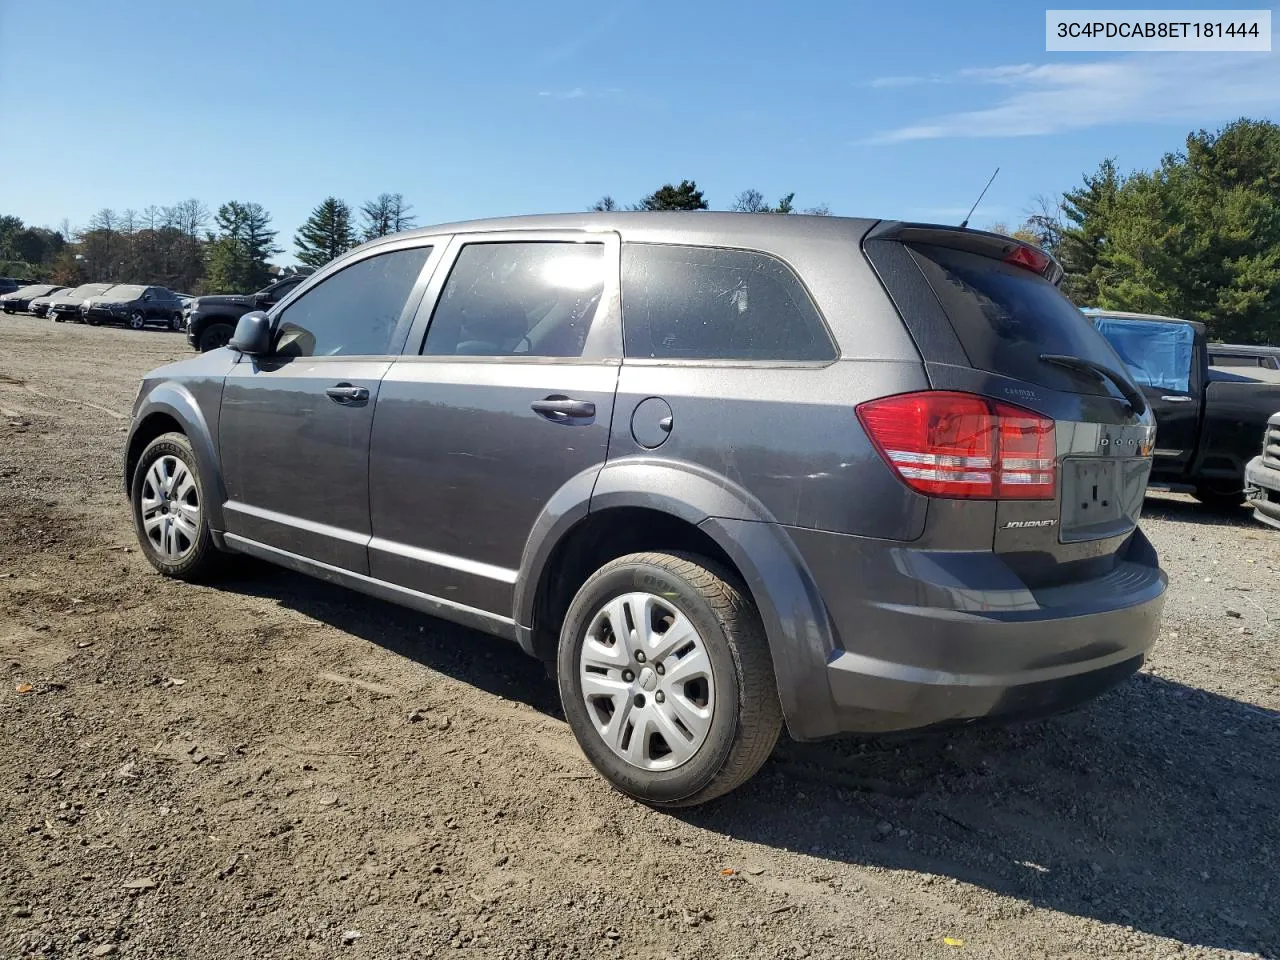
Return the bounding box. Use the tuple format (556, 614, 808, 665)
(783, 525, 1166, 737)
(1245, 455, 1280, 529)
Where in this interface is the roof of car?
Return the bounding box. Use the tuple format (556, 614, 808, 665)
(361, 211, 879, 250)
(1080, 307, 1198, 324)
(1208, 342, 1280, 355)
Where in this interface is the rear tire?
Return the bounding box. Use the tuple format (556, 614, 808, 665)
(1193, 482, 1245, 509)
(170, 313, 184, 332)
(198, 322, 235, 352)
(557, 551, 782, 807)
(130, 432, 223, 582)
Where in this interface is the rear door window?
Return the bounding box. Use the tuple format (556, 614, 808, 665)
(909, 243, 1126, 395)
(1090, 316, 1194, 393)
(422, 241, 606, 358)
(621, 243, 835, 361)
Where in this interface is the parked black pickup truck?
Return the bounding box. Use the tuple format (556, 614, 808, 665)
(1084, 309, 1280, 506)
(185, 273, 309, 352)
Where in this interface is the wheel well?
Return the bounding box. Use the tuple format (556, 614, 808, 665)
(530, 507, 744, 664)
(125, 413, 184, 490)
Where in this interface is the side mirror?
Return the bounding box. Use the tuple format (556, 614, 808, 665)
(254, 293, 271, 308)
(228, 311, 272, 355)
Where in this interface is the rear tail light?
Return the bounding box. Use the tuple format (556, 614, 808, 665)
(857, 391, 1056, 500)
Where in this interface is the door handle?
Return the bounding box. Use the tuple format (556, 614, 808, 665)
(326, 383, 369, 404)
(1160, 395, 1194, 403)
(531, 397, 595, 422)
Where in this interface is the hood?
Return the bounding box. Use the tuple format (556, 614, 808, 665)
(51, 294, 89, 307)
(191, 294, 254, 309)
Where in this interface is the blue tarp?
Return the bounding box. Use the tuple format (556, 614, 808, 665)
(1091, 316, 1194, 393)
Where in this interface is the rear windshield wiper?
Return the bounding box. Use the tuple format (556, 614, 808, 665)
(1039, 354, 1148, 416)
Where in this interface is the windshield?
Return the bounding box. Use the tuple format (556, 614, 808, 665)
(104, 285, 146, 301)
(1090, 316, 1194, 393)
(66, 283, 114, 299)
(909, 243, 1129, 396)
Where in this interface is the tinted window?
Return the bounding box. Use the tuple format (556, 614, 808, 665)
(910, 244, 1130, 396)
(1091, 316, 1194, 392)
(621, 244, 834, 361)
(423, 242, 605, 358)
(275, 246, 430, 357)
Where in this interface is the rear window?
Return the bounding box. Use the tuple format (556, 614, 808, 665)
(621, 243, 835, 361)
(1091, 316, 1194, 392)
(909, 243, 1126, 396)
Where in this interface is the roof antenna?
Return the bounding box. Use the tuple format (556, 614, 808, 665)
(958, 166, 1000, 229)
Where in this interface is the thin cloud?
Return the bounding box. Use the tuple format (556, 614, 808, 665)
(867, 48, 1280, 143)
(538, 87, 587, 99)
(868, 74, 949, 88)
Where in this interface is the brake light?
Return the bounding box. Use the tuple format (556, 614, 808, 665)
(857, 391, 1056, 500)
(1004, 245, 1052, 275)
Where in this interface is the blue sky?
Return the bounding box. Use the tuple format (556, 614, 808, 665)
(1, 0, 1277, 262)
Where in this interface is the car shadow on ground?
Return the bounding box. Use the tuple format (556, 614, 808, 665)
(221, 564, 1279, 958)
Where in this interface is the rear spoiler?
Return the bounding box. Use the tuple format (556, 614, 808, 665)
(866, 221, 1065, 287)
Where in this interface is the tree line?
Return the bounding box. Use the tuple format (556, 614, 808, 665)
(995, 118, 1280, 345)
(0, 193, 417, 295)
(590, 180, 831, 215)
(5, 121, 1277, 342)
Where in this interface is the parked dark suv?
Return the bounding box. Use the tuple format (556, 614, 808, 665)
(185, 274, 309, 352)
(124, 213, 1167, 806)
(48, 282, 117, 322)
(1, 283, 66, 313)
(81, 284, 186, 330)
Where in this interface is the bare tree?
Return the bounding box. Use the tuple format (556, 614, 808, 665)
(732, 189, 770, 213)
(1021, 193, 1065, 256)
(389, 194, 416, 233)
(590, 195, 618, 212)
(361, 193, 417, 241)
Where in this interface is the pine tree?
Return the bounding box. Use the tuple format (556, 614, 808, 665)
(1059, 159, 1122, 304)
(295, 198, 357, 268)
(206, 202, 280, 292)
(637, 180, 708, 211)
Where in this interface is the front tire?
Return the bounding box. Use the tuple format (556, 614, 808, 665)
(1193, 481, 1246, 509)
(557, 552, 782, 807)
(129, 310, 146, 330)
(198, 322, 234, 352)
(131, 432, 222, 581)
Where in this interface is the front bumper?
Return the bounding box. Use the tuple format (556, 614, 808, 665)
(82, 306, 125, 323)
(785, 525, 1166, 736)
(1245, 455, 1280, 529)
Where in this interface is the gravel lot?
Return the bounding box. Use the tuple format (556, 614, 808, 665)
(2, 313, 1278, 960)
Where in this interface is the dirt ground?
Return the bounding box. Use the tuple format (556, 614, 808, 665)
(2, 313, 1278, 960)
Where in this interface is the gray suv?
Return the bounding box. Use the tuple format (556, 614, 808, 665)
(124, 213, 1167, 806)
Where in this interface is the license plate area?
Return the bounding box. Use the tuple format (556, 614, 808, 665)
(1059, 457, 1148, 542)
